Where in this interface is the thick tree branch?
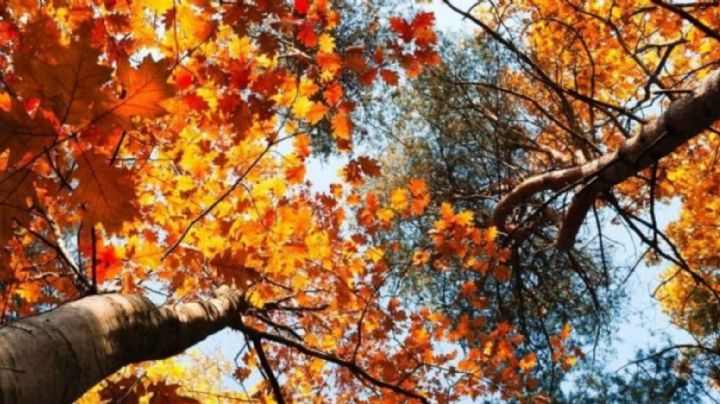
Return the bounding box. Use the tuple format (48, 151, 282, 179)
(493, 68, 720, 248)
(0, 291, 246, 403)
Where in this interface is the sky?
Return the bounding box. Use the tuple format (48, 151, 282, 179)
(192, 0, 695, 397)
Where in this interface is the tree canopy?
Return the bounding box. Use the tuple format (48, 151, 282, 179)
(0, 0, 719, 402)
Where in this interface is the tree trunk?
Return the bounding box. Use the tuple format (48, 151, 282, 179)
(0, 292, 244, 404)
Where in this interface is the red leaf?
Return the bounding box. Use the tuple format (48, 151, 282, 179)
(389, 17, 413, 42)
(174, 69, 193, 90)
(380, 69, 399, 86)
(294, 0, 310, 14)
(183, 93, 208, 111)
(297, 23, 318, 47)
(411, 12, 435, 31)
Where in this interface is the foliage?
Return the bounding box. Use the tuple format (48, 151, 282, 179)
(0, 0, 719, 402)
(79, 350, 246, 403)
(362, 35, 620, 396)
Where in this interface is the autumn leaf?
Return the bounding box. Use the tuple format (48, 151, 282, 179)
(380, 69, 399, 86)
(13, 23, 112, 126)
(293, 133, 312, 159)
(211, 250, 261, 289)
(331, 112, 352, 140)
(0, 99, 57, 167)
(69, 151, 136, 232)
(343, 156, 381, 184)
(96, 56, 177, 130)
(390, 188, 409, 211)
(294, 0, 310, 15)
(84, 237, 122, 284)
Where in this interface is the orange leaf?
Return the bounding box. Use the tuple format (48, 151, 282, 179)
(98, 56, 177, 129)
(331, 112, 352, 140)
(380, 69, 399, 86)
(69, 151, 136, 233)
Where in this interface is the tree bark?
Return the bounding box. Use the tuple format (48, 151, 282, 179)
(0, 291, 245, 404)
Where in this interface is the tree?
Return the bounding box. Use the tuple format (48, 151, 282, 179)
(435, 0, 720, 398)
(361, 35, 617, 396)
(0, 0, 719, 403)
(0, 1, 463, 402)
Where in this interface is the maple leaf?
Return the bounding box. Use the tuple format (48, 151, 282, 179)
(96, 57, 177, 130)
(148, 381, 200, 404)
(13, 23, 113, 126)
(380, 69, 399, 86)
(69, 151, 136, 233)
(408, 178, 427, 197)
(343, 156, 381, 184)
(389, 17, 413, 43)
(284, 160, 306, 184)
(297, 23, 318, 47)
(293, 133, 312, 159)
(318, 33, 335, 53)
(211, 250, 261, 289)
(294, 0, 310, 14)
(323, 82, 343, 105)
(390, 188, 409, 211)
(0, 99, 56, 167)
(0, 168, 37, 244)
(331, 112, 352, 140)
(83, 238, 122, 284)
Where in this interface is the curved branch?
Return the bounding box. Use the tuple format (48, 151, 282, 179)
(236, 323, 429, 403)
(494, 68, 720, 248)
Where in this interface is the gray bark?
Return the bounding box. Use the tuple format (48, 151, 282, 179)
(0, 292, 244, 403)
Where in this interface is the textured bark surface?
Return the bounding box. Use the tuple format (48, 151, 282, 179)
(493, 68, 720, 248)
(0, 292, 244, 404)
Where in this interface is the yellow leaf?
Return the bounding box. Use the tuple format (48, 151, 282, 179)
(365, 247, 384, 263)
(318, 33, 335, 53)
(292, 96, 313, 120)
(390, 188, 409, 211)
(519, 352, 537, 372)
(229, 36, 254, 59)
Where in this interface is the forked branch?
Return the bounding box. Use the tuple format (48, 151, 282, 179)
(493, 68, 720, 248)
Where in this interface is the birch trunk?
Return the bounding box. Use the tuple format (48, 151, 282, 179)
(0, 292, 244, 404)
